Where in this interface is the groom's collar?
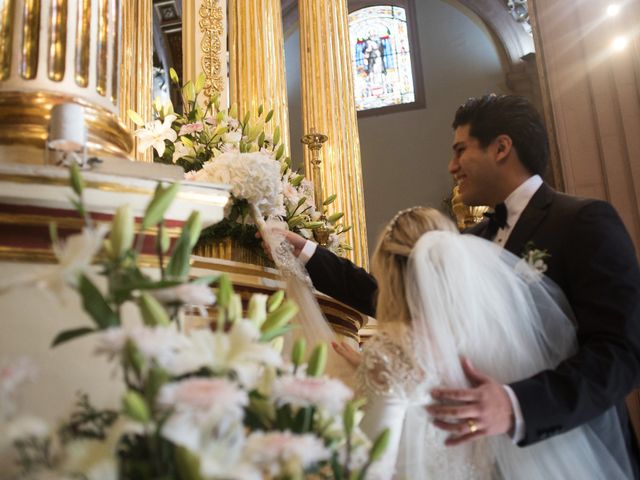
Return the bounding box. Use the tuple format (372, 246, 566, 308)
(503, 181, 554, 255)
(503, 175, 543, 229)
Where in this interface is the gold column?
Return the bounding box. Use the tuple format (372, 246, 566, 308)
(0, 0, 132, 163)
(298, 0, 368, 268)
(228, 0, 290, 152)
(119, 0, 152, 162)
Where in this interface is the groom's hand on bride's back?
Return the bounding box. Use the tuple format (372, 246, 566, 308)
(256, 229, 307, 258)
(426, 357, 514, 446)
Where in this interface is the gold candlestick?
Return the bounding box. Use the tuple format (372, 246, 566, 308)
(301, 129, 331, 246)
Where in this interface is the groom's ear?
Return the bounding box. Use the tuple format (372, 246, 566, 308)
(493, 134, 513, 163)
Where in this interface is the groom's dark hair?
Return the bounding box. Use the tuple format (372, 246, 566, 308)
(452, 94, 549, 176)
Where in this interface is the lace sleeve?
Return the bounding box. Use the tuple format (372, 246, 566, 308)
(356, 331, 423, 399)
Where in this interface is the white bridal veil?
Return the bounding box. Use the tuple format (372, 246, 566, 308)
(397, 231, 632, 479)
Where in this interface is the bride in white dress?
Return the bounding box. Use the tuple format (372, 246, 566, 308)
(334, 206, 632, 479)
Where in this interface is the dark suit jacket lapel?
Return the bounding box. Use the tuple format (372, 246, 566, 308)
(504, 183, 554, 256)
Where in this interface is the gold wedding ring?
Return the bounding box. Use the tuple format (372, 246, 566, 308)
(467, 419, 478, 433)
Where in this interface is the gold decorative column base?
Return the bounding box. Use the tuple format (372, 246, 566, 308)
(451, 186, 489, 230)
(0, 92, 132, 163)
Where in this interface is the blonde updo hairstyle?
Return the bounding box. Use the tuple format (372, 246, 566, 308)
(372, 207, 458, 326)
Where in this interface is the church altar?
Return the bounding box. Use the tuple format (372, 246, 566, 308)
(0, 157, 366, 416)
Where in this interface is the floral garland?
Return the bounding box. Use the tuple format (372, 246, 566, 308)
(129, 69, 351, 256)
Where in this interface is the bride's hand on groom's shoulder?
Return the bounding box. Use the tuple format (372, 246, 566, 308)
(332, 340, 362, 368)
(426, 357, 514, 446)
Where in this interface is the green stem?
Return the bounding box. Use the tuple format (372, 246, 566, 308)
(157, 221, 165, 280)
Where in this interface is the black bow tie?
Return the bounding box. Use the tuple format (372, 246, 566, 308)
(483, 203, 508, 239)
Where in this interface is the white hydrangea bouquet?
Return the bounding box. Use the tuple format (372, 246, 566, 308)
(0, 168, 387, 480)
(128, 69, 351, 257)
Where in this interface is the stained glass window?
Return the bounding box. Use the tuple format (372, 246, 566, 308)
(348, 5, 416, 112)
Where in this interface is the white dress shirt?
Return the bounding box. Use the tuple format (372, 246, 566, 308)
(299, 175, 545, 443)
(493, 174, 543, 443)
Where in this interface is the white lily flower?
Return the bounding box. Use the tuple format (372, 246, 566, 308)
(221, 130, 242, 144)
(243, 431, 330, 477)
(158, 377, 248, 451)
(135, 114, 177, 156)
(171, 140, 193, 163)
(186, 320, 282, 389)
(61, 417, 141, 480)
(95, 325, 202, 376)
(151, 284, 216, 306)
(271, 375, 353, 414)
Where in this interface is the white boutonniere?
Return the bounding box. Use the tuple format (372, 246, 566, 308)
(515, 241, 550, 282)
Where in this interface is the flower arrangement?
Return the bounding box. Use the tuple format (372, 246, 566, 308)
(0, 167, 387, 479)
(515, 241, 550, 282)
(128, 70, 351, 257)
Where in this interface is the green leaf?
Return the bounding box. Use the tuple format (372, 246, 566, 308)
(260, 324, 294, 343)
(257, 131, 265, 148)
(175, 446, 204, 480)
(258, 104, 264, 116)
(183, 81, 196, 103)
(138, 292, 171, 326)
(51, 327, 95, 347)
(169, 67, 180, 85)
(142, 182, 180, 230)
(69, 197, 87, 218)
(165, 225, 192, 279)
(69, 162, 84, 196)
(127, 109, 145, 127)
(195, 72, 206, 93)
(273, 126, 281, 147)
(265, 109, 274, 123)
(78, 274, 119, 329)
(191, 274, 220, 286)
(243, 110, 251, 126)
(146, 365, 169, 402)
(275, 143, 285, 161)
(307, 343, 327, 377)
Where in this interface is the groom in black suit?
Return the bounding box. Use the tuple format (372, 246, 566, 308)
(289, 94, 640, 475)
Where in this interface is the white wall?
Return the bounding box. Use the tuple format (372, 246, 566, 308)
(285, 0, 508, 256)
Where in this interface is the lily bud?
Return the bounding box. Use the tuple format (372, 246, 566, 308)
(261, 300, 298, 334)
(291, 338, 306, 367)
(228, 293, 243, 323)
(110, 204, 134, 260)
(267, 290, 285, 313)
(122, 391, 150, 424)
(307, 343, 327, 377)
(139, 292, 171, 326)
(183, 211, 202, 249)
(370, 429, 391, 461)
(247, 293, 268, 328)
